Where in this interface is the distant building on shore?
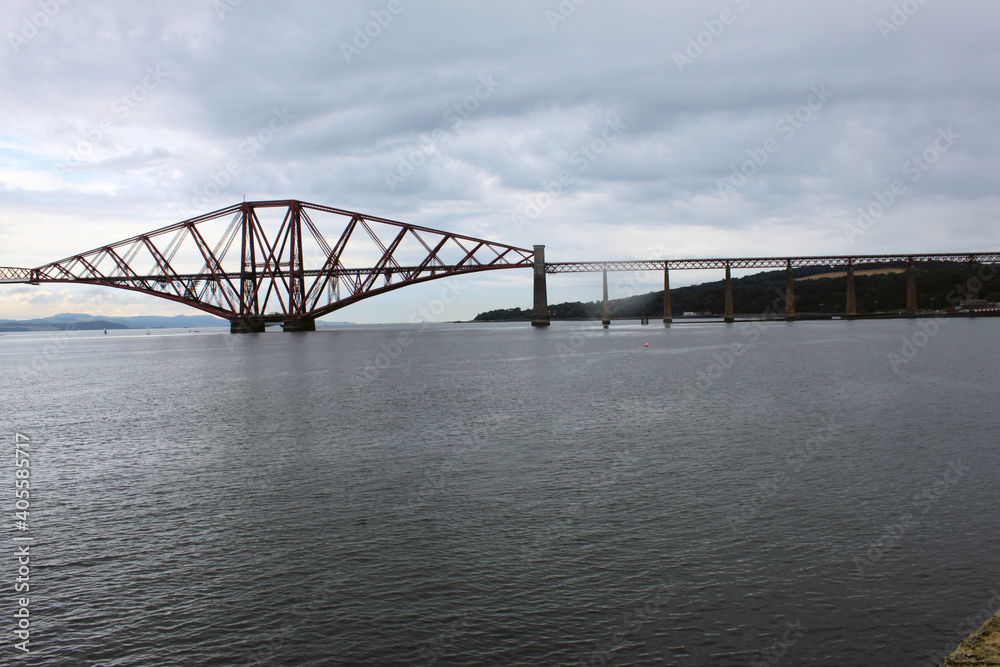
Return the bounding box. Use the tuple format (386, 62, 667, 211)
(959, 299, 1000, 312)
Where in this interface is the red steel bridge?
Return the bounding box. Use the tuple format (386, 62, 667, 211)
(0, 200, 535, 332)
(0, 199, 996, 331)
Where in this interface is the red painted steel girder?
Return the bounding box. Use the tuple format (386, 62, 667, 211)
(0, 267, 33, 283)
(546, 252, 1000, 273)
(8, 201, 1000, 323)
(22, 200, 534, 322)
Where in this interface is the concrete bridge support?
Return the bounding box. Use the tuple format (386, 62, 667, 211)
(785, 261, 796, 321)
(602, 270, 611, 327)
(282, 318, 316, 332)
(968, 260, 980, 300)
(906, 261, 917, 314)
(230, 318, 266, 333)
(531, 245, 550, 326)
(846, 263, 857, 317)
(724, 265, 734, 323)
(662, 267, 672, 324)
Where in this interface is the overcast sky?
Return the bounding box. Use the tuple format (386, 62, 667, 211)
(1, 0, 998, 323)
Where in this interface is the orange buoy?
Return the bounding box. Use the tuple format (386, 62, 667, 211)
(644, 343, 649, 347)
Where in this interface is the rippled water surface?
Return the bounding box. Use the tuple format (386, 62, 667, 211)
(1, 318, 998, 665)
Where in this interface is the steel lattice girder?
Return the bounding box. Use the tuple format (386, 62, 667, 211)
(25, 200, 535, 321)
(545, 252, 1000, 273)
(0, 267, 33, 283)
(9, 202, 1000, 318)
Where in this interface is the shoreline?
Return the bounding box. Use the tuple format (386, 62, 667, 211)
(942, 610, 1000, 665)
(471, 311, 1000, 324)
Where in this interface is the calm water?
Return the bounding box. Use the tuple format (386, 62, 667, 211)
(1, 318, 998, 666)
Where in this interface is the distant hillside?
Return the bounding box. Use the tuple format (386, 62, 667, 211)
(474, 264, 999, 320)
(0, 312, 355, 331)
(99, 314, 229, 329)
(0, 318, 128, 332)
(0, 312, 228, 332)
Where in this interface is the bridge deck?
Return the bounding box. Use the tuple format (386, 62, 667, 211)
(6, 197, 996, 326)
(7, 252, 999, 282)
(546, 252, 1000, 273)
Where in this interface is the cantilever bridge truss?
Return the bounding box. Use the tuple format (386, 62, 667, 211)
(0, 200, 534, 331)
(2, 198, 998, 331)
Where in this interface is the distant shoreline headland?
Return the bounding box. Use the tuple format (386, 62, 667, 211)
(474, 265, 1000, 322)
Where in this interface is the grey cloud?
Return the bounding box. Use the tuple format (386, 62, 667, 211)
(1, 0, 999, 320)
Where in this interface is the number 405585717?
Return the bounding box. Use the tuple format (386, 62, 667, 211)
(14, 433, 30, 519)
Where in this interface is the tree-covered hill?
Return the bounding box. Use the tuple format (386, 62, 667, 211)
(474, 264, 999, 321)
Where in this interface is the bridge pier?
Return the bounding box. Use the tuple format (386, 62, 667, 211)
(531, 245, 550, 326)
(282, 318, 316, 332)
(846, 263, 857, 318)
(230, 318, 266, 333)
(602, 270, 610, 327)
(785, 261, 796, 321)
(662, 266, 672, 324)
(905, 261, 917, 314)
(724, 265, 734, 323)
(968, 260, 979, 300)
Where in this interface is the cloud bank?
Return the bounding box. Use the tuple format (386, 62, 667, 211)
(1, 0, 997, 321)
